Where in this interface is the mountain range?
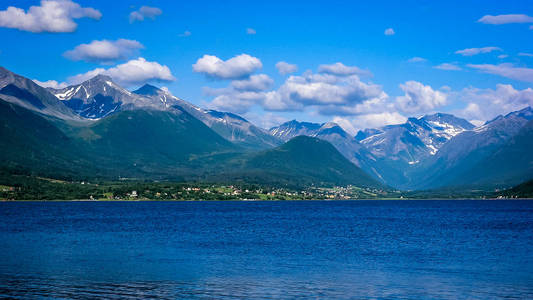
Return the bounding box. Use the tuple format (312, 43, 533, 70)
(0, 66, 531, 191)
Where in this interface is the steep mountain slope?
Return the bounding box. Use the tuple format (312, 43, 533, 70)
(409, 107, 533, 189)
(48, 75, 162, 118)
(71, 107, 238, 179)
(466, 119, 533, 186)
(0, 67, 78, 119)
(0, 93, 238, 180)
(269, 120, 322, 141)
(133, 84, 281, 149)
(217, 136, 382, 188)
(357, 113, 475, 164)
(269, 120, 375, 166)
(352, 113, 475, 188)
(0, 98, 96, 178)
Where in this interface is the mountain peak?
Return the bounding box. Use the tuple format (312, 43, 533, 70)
(132, 84, 162, 96)
(321, 122, 340, 129)
(86, 74, 114, 84)
(421, 112, 474, 130)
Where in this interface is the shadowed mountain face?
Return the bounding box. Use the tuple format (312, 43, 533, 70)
(0, 67, 78, 120)
(48, 75, 168, 119)
(133, 84, 281, 150)
(216, 136, 382, 188)
(46, 77, 281, 149)
(406, 107, 533, 190)
(0, 92, 378, 187)
(352, 113, 476, 188)
(269, 120, 375, 169)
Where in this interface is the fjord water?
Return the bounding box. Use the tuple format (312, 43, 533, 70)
(0, 201, 532, 299)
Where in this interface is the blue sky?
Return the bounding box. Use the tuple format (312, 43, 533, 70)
(1, 0, 532, 131)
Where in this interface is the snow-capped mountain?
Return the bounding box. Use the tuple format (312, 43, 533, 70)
(0, 67, 78, 119)
(408, 106, 533, 190)
(269, 120, 322, 141)
(356, 113, 475, 165)
(48, 75, 163, 119)
(133, 84, 281, 149)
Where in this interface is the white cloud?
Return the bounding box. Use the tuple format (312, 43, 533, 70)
(384, 28, 395, 35)
(318, 62, 372, 77)
(408, 57, 427, 63)
(434, 63, 462, 71)
(129, 6, 162, 23)
(68, 57, 175, 87)
(63, 39, 144, 63)
(456, 84, 533, 121)
(333, 112, 407, 135)
(498, 54, 509, 59)
(530, 25, 533, 30)
(0, 0, 101, 33)
(243, 112, 288, 130)
(33, 79, 68, 89)
(275, 61, 298, 75)
(202, 67, 388, 116)
(179, 30, 191, 37)
(395, 81, 447, 114)
(246, 28, 256, 35)
(231, 74, 273, 91)
(478, 14, 533, 25)
(455, 46, 502, 56)
(518, 52, 533, 57)
(205, 89, 265, 114)
(278, 73, 385, 110)
(467, 63, 533, 83)
(193, 54, 262, 80)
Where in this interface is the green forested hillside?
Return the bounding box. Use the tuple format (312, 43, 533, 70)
(0, 99, 380, 189)
(211, 136, 382, 188)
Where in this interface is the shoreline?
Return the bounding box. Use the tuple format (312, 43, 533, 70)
(2, 198, 533, 202)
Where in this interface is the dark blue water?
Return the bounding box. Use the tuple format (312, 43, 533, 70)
(0, 200, 532, 299)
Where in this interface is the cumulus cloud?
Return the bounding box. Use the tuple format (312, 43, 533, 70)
(518, 52, 533, 57)
(384, 28, 395, 35)
(63, 39, 144, 63)
(68, 57, 175, 87)
(478, 14, 533, 25)
(0, 0, 101, 33)
(202, 67, 388, 116)
(467, 63, 533, 83)
(193, 54, 262, 80)
(318, 62, 372, 77)
(275, 61, 298, 75)
(455, 46, 502, 56)
(243, 112, 288, 130)
(276, 73, 386, 113)
(395, 81, 447, 114)
(408, 57, 427, 63)
(246, 28, 256, 35)
(498, 54, 509, 59)
(33, 79, 68, 89)
(129, 6, 162, 23)
(205, 88, 265, 114)
(333, 112, 407, 134)
(434, 63, 462, 71)
(231, 74, 273, 91)
(456, 84, 533, 121)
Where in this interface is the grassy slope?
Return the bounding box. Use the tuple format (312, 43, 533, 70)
(211, 136, 383, 188)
